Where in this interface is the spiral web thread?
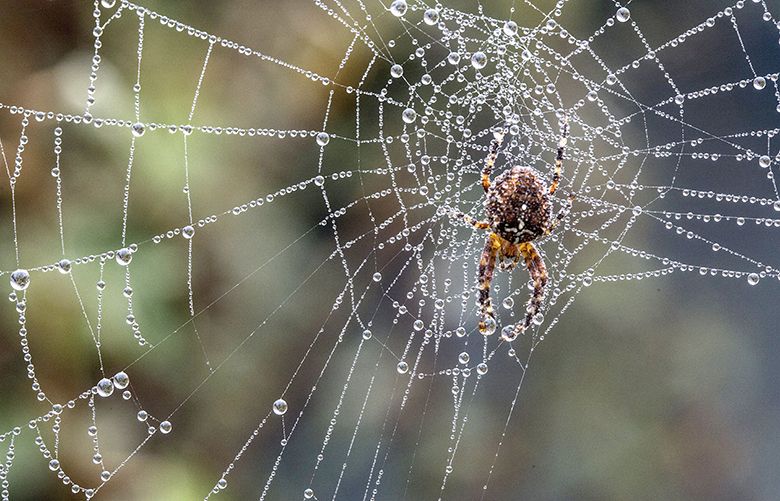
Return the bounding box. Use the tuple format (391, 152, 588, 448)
(1, 0, 779, 498)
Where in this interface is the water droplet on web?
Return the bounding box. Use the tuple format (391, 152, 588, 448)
(476, 363, 488, 375)
(304, 488, 315, 499)
(587, 90, 598, 102)
(582, 276, 593, 287)
(137, 410, 148, 421)
(57, 259, 72, 274)
(362, 329, 372, 340)
(616, 7, 630, 22)
(113, 371, 130, 389)
(413, 319, 424, 331)
(389, 0, 407, 17)
(159, 420, 172, 434)
(182, 225, 195, 239)
(396, 361, 409, 374)
(316, 132, 330, 146)
(100, 0, 116, 8)
(532, 313, 544, 325)
(447, 52, 461, 65)
(753, 76, 766, 90)
(458, 352, 470, 364)
(131, 122, 145, 137)
(49, 459, 60, 471)
(471, 51, 487, 70)
(273, 398, 288, 415)
(773, 201, 780, 212)
(759, 155, 771, 168)
(502, 297, 514, 309)
(402, 108, 417, 124)
(372, 272, 382, 282)
(314, 175, 325, 187)
(423, 9, 439, 25)
(10, 269, 30, 291)
(115, 248, 133, 266)
(481, 317, 496, 335)
(100, 470, 111, 481)
(747, 273, 760, 286)
(501, 325, 517, 342)
(503, 20, 518, 36)
(390, 64, 403, 78)
(96, 378, 114, 397)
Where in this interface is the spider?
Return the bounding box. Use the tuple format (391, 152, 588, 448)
(459, 121, 574, 339)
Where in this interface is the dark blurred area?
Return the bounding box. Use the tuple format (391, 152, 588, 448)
(0, 0, 779, 500)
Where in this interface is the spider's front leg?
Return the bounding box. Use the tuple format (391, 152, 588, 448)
(512, 242, 548, 338)
(477, 233, 501, 334)
(546, 193, 576, 235)
(481, 129, 506, 192)
(549, 118, 569, 196)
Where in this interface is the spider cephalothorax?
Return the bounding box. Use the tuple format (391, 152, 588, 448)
(458, 122, 574, 339)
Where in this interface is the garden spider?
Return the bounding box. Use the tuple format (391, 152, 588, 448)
(460, 121, 574, 339)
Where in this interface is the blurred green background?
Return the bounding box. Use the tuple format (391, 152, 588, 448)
(1, 0, 779, 500)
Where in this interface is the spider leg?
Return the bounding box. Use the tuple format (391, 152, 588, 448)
(545, 192, 575, 235)
(481, 129, 506, 192)
(549, 118, 569, 195)
(512, 242, 548, 337)
(477, 233, 501, 333)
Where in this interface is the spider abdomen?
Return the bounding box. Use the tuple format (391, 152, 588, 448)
(485, 166, 551, 243)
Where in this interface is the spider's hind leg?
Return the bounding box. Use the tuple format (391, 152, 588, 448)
(512, 242, 548, 338)
(477, 233, 501, 333)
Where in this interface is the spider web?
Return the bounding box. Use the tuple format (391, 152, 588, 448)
(1, 0, 779, 498)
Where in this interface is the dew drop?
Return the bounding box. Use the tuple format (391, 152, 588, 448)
(115, 248, 133, 266)
(131, 122, 145, 137)
(476, 363, 488, 375)
(362, 329, 372, 340)
(314, 175, 325, 187)
(316, 132, 330, 146)
(49, 459, 60, 471)
(481, 316, 496, 335)
(747, 273, 760, 286)
(159, 420, 172, 434)
(616, 7, 630, 22)
(759, 155, 771, 168)
(502, 297, 514, 309)
(389, 0, 407, 17)
(753, 76, 766, 90)
(181, 225, 195, 239)
(402, 108, 417, 124)
(501, 325, 517, 342)
(10, 269, 30, 291)
(304, 488, 315, 499)
(470, 51, 487, 70)
(113, 371, 130, 389)
(458, 352, 470, 364)
(57, 259, 72, 274)
(96, 378, 114, 398)
(396, 361, 409, 374)
(272, 398, 288, 415)
(502, 20, 518, 36)
(390, 64, 403, 78)
(423, 8, 439, 25)
(372, 272, 382, 282)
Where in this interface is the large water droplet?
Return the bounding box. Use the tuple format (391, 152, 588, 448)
(616, 7, 630, 22)
(96, 378, 114, 397)
(396, 361, 409, 374)
(402, 108, 417, 124)
(159, 420, 172, 434)
(389, 0, 407, 17)
(113, 371, 130, 389)
(747, 273, 760, 286)
(10, 269, 30, 291)
(471, 51, 487, 70)
(423, 9, 439, 25)
(753, 76, 766, 90)
(503, 20, 518, 36)
(316, 132, 330, 146)
(115, 248, 133, 266)
(273, 398, 288, 415)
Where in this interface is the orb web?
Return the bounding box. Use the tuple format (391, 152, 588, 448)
(1, 0, 779, 499)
